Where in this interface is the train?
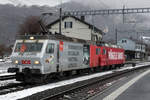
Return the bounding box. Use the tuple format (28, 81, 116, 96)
(8, 34, 125, 83)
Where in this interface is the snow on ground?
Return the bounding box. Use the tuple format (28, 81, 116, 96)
(0, 79, 20, 87)
(1, 62, 150, 100)
(0, 73, 15, 77)
(0, 70, 7, 74)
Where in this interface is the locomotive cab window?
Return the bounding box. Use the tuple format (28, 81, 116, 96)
(96, 48, 98, 55)
(46, 43, 54, 53)
(96, 48, 101, 55)
(83, 45, 90, 65)
(103, 48, 106, 55)
(14, 43, 43, 52)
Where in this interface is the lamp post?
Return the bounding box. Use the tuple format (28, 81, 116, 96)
(140, 32, 144, 60)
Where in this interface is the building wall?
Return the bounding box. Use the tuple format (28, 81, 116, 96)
(117, 38, 135, 51)
(117, 38, 146, 52)
(135, 44, 146, 52)
(118, 38, 146, 60)
(49, 17, 102, 41)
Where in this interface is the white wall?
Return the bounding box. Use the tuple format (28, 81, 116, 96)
(118, 38, 146, 53)
(49, 17, 102, 41)
(117, 38, 135, 51)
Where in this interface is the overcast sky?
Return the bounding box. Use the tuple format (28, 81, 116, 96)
(0, 0, 68, 6)
(0, 0, 150, 8)
(74, 0, 150, 8)
(105, 0, 150, 8)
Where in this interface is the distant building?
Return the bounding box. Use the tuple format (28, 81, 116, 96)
(47, 16, 103, 41)
(117, 38, 146, 60)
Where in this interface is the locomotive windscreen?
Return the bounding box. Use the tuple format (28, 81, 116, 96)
(15, 43, 43, 52)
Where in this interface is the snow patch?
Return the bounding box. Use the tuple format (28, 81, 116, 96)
(0, 79, 20, 87)
(0, 73, 15, 77)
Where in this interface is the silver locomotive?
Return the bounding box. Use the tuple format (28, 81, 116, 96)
(8, 35, 90, 83)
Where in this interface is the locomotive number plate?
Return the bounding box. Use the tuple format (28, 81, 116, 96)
(22, 60, 31, 64)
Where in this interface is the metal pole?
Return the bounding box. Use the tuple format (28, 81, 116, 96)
(123, 5, 125, 23)
(59, 7, 62, 34)
(141, 33, 143, 60)
(137, 32, 139, 40)
(116, 28, 118, 44)
(59, 0, 62, 35)
(90, 15, 94, 41)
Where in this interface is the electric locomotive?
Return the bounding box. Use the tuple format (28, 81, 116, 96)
(8, 35, 91, 83)
(8, 34, 125, 83)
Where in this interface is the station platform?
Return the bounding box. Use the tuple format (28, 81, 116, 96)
(89, 68, 150, 100)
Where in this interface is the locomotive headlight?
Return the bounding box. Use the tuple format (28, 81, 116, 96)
(34, 61, 40, 64)
(14, 60, 19, 64)
(30, 36, 34, 40)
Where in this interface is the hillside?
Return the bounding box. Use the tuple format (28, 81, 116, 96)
(0, 1, 150, 46)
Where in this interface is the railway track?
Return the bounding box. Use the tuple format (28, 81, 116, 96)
(0, 82, 39, 95)
(0, 83, 25, 95)
(38, 64, 150, 100)
(0, 62, 148, 99)
(0, 75, 16, 81)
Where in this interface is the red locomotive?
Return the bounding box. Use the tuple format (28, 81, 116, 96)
(90, 43, 125, 69)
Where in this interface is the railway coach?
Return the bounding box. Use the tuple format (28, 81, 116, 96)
(8, 34, 125, 83)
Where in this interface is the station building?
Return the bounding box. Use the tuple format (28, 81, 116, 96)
(46, 16, 103, 42)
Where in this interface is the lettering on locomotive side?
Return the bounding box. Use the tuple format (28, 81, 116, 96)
(108, 51, 124, 60)
(68, 45, 82, 50)
(118, 52, 124, 59)
(68, 63, 77, 68)
(68, 57, 78, 62)
(68, 51, 79, 56)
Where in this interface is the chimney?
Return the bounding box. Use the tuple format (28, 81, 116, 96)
(81, 16, 85, 21)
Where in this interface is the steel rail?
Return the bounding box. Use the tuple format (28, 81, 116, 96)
(0, 75, 16, 81)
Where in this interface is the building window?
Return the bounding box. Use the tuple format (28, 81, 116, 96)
(136, 45, 139, 49)
(122, 40, 127, 43)
(64, 22, 73, 28)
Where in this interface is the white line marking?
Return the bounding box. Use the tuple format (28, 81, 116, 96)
(103, 69, 150, 100)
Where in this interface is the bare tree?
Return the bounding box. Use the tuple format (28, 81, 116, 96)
(18, 16, 45, 35)
(0, 44, 6, 57)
